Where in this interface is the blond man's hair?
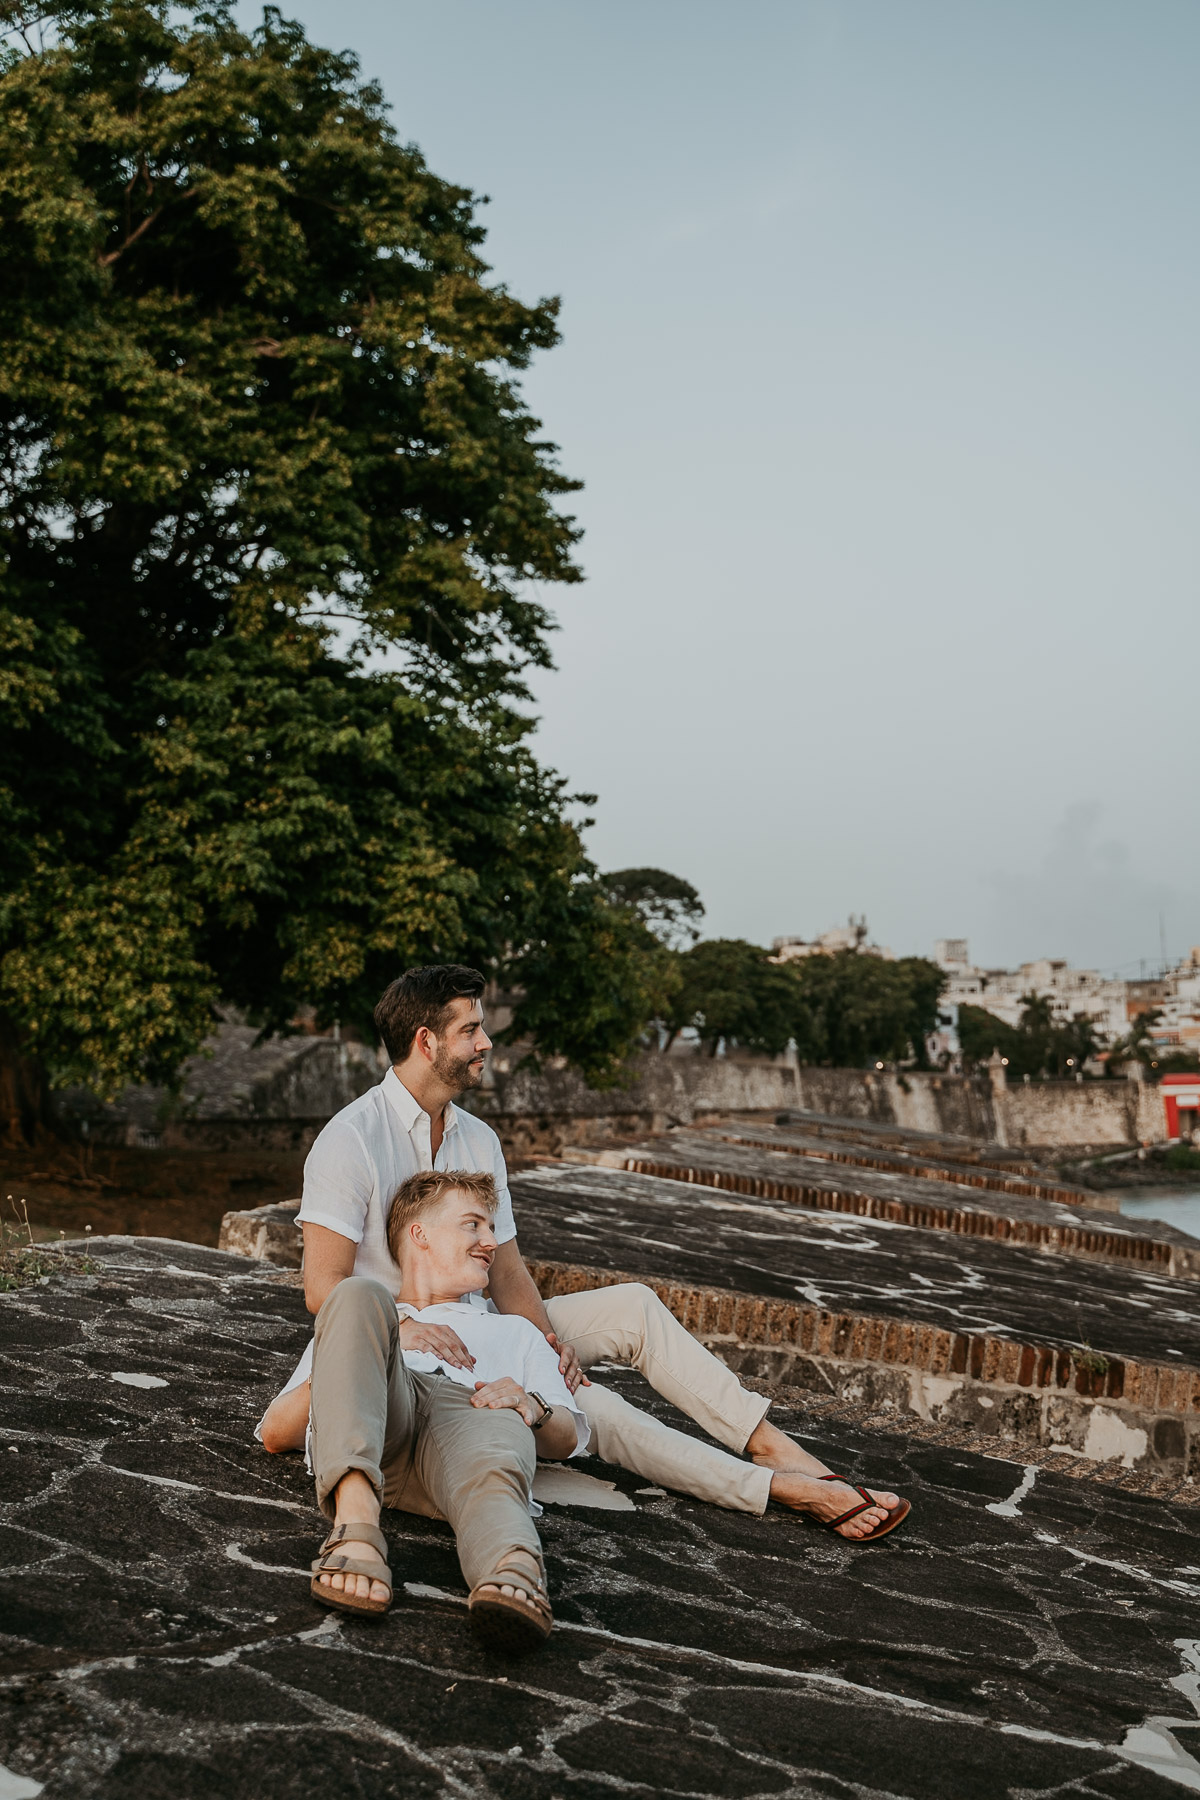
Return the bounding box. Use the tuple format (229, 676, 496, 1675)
(385, 1168, 498, 1266)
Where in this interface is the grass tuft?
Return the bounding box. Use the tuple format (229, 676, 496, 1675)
(0, 1195, 98, 1292)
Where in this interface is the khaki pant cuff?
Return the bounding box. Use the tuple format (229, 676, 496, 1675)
(315, 1457, 383, 1520)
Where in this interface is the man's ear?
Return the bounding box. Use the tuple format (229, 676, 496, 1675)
(413, 1024, 437, 1065)
(410, 1220, 429, 1250)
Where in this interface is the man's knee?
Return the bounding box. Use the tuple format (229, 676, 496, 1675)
(477, 1406, 537, 1484)
(606, 1281, 665, 1334)
(314, 1276, 398, 1340)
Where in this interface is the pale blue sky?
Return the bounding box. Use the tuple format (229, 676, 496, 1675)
(241, 0, 1199, 974)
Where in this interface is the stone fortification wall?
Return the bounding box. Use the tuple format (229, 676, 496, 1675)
(787, 1066, 995, 1139)
(466, 1054, 803, 1155)
(472, 1059, 1161, 1155)
(54, 1014, 1165, 1154)
(55, 1021, 380, 1149)
(992, 1074, 1162, 1149)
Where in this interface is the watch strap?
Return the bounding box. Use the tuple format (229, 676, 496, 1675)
(527, 1391, 553, 1431)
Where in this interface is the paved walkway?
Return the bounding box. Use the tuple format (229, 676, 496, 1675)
(512, 1165, 1200, 1369)
(2, 1240, 1199, 1796)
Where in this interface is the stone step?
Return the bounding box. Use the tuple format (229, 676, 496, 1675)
(511, 1162, 1200, 1477)
(563, 1130, 1200, 1279)
(711, 1119, 1118, 1211)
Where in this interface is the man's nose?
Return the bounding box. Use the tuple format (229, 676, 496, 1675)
(479, 1227, 498, 1252)
(475, 1027, 492, 1052)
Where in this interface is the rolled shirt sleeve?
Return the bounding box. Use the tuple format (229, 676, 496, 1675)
(296, 1119, 372, 1244)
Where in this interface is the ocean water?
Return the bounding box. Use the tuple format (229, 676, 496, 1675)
(1118, 1188, 1200, 1242)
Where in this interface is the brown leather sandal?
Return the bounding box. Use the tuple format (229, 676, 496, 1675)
(469, 1552, 552, 1654)
(817, 1476, 911, 1542)
(310, 1521, 393, 1617)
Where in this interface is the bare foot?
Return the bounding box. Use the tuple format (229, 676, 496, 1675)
(746, 1417, 832, 1475)
(473, 1582, 540, 1607)
(316, 1470, 389, 1604)
(770, 1472, 902, 1539)
(317, 1537, 390, 1605)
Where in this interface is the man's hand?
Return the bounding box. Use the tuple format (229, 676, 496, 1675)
(397, 1316, 476, 1372)
(546, 1331, 588, 1393)
(470, 1377, 537, 1426)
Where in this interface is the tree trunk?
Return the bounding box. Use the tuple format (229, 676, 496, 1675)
(0, 1015, 52, 1147)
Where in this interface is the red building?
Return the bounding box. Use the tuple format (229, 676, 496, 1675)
(1161, 1072, 1200, 1140)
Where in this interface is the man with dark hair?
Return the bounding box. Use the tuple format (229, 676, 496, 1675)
(372, 965, 486, 1067)
(261, 965, 907, 1541)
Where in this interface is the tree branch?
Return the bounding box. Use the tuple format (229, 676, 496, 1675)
(98, 189, 196, 267)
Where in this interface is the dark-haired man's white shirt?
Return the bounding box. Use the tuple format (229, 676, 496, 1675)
(296, 1068, 517, 1293)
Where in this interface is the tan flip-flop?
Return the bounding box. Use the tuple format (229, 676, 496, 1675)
(817, 1476, 911, 1542)
(469, 1555, 553, 1654)
(310, 1521, 393, 1616)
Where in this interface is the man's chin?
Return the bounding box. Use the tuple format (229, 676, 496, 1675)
(434, 1055, 486, 1095)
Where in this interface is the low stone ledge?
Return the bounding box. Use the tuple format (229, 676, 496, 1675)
(611, 1152, 1200, 1280)
(217, 1198, 301, 1267)
(714, 1123, 1121, 1212)
(528, 1256, 1200, 1476)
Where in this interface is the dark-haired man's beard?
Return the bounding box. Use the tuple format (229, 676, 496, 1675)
(432, 1043, 485, 1094)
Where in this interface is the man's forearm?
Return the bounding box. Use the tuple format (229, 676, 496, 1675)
(487, 1240, 554, 1333)
(534, 1407, 578, 1460)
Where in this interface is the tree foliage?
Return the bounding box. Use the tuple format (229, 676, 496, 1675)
(663, 941, 945, 1066)
(791, 952, 945, 1068)
(601, 868, 704, 952)
(666, 939, 797, 1058)
(0, 0, 650, 1127)
(957, 995, 1101, 1080)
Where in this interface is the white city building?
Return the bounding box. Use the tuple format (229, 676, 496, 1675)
(772, 918, 894, 963)
(932, 942, 1130, 1045)
(1153, 948, 1200, 1050)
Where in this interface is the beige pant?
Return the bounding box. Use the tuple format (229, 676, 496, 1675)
(310, 1278, 542, 1593)
(545, 1282, 773, 1514)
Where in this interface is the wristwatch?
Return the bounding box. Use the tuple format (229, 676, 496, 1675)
(527, 1392, 554, 1431)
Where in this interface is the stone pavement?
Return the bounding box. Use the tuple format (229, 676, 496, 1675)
(512, 1165, 1200, 1476)
(566, 1131, 1200, 1279)
(3, 1240, 1200, 1797)
(511, 1167, 1200, 1370)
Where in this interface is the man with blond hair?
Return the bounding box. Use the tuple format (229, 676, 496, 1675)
(306, 1168, 587, 1649)
(262, 964, 907, 1541)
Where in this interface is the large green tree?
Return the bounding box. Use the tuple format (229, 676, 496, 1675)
(792, 952, 945, 1068)
(601, 868, 704, 952)
(665, 939, 798, 1058)
(0, 0, 649, 1137)
(957, 995, 1103, 1080)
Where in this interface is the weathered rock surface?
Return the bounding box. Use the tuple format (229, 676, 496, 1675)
(3, 1240, 1200, 1796)
(567, 1131, 1200, 1278)
(511, 1166, 1200, 1474)
(512, 1167, 1200, 1368)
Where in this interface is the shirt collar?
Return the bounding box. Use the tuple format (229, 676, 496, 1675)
(382, 1069, 457, 1141)
(382, 1069, 423, 1130)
